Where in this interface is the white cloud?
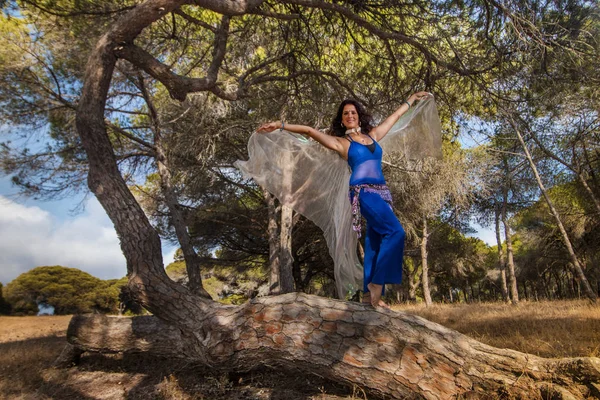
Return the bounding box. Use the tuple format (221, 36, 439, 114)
(0, 195, 127, 284)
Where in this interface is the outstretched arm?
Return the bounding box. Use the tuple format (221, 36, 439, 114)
(370, 92, 432, 141)
(257, 121, 347, 158)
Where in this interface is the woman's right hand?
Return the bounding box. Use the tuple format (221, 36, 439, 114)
(257, 121, 282, 133)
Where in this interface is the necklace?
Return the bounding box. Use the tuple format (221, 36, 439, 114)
(345, 128, 372, 145)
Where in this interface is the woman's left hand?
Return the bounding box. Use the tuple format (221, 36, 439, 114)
(257, 121, 282, 133)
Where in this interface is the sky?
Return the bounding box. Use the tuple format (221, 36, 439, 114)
(0, 169, 497, 285)
(0, 174, 178, 285)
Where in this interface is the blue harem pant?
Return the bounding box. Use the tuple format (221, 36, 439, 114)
(356, 190, 406, 295)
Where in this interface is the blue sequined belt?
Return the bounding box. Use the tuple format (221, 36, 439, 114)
(348, 183, 393, 238)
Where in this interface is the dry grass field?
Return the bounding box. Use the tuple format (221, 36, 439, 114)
(0, 299, 598, 399)
(395, 299, 600, 359)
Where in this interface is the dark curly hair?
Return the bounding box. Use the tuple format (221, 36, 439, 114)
(330, 99, 374, 137)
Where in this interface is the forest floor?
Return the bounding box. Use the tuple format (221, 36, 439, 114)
(0, 299, 598, 399)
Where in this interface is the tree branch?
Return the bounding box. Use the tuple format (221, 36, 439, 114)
(251, 8, 300, 20)
(106, 122, 157, 152)
(115, 44, 207, 101)
(172, 9, 216, 32)
(207, 15, 230, 83)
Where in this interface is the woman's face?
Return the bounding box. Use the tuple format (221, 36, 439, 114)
(341, 104, 360, 130)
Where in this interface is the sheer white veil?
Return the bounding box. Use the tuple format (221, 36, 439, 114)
(235, 97, 442, 298)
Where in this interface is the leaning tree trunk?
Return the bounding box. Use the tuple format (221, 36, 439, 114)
(75, 0, 274, 326)
(65, 292, 600, 400)
(511, 120, 597, 302)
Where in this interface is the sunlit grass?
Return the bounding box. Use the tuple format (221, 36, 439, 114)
(393, 299, 600, 358)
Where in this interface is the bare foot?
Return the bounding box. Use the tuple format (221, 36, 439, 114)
(367, 283, 388, 308)
(374, 299, 391, 309)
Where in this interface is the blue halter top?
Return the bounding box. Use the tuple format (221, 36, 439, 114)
(346, 134, 386, 186)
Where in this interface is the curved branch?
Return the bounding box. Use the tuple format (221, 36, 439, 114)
(115, 44, 213, 101)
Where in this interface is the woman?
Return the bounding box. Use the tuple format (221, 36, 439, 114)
(257, 92, 431, 308)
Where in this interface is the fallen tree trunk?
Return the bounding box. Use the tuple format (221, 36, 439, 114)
(66, 293, 600, 400)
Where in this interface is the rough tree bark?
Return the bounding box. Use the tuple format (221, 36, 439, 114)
(265, 189, 281, 295)
(494, 205, 510, 303)
(407, 258, 419, 302)
(501, 171, 519, 304)
(420, 216, 433, 307)
(279, 204, 295, 293)
(71, 1, 600, 399)
(66, 293, 600, 400)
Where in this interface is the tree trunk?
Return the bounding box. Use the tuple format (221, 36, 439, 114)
(408, 257, 419, 302)
(279, 204, 295, 293)
(554, 271, 563, 299)
(543, 272, 552, 300)
(495, 205, 510, 303)
(292, 258, 305, 292)
(156, 139, 210, 298)
(134, 73, 211, 298)
(278, 129, 295, 294)
(568, 271, 576, 299)
(265, 190, 281, 295)
(462, 287, 469, 303)
(501, 183, 519, 304)
(76, 0, 202, 324)
(420, 217, 433, 307)
(66, 293, 600, 400)
(575, 166, 600, 216)
(512, 122, 597, 302)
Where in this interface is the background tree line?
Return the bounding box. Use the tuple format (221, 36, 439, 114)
(0, 266, 137, 315)
(0, 0, 598, 309)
